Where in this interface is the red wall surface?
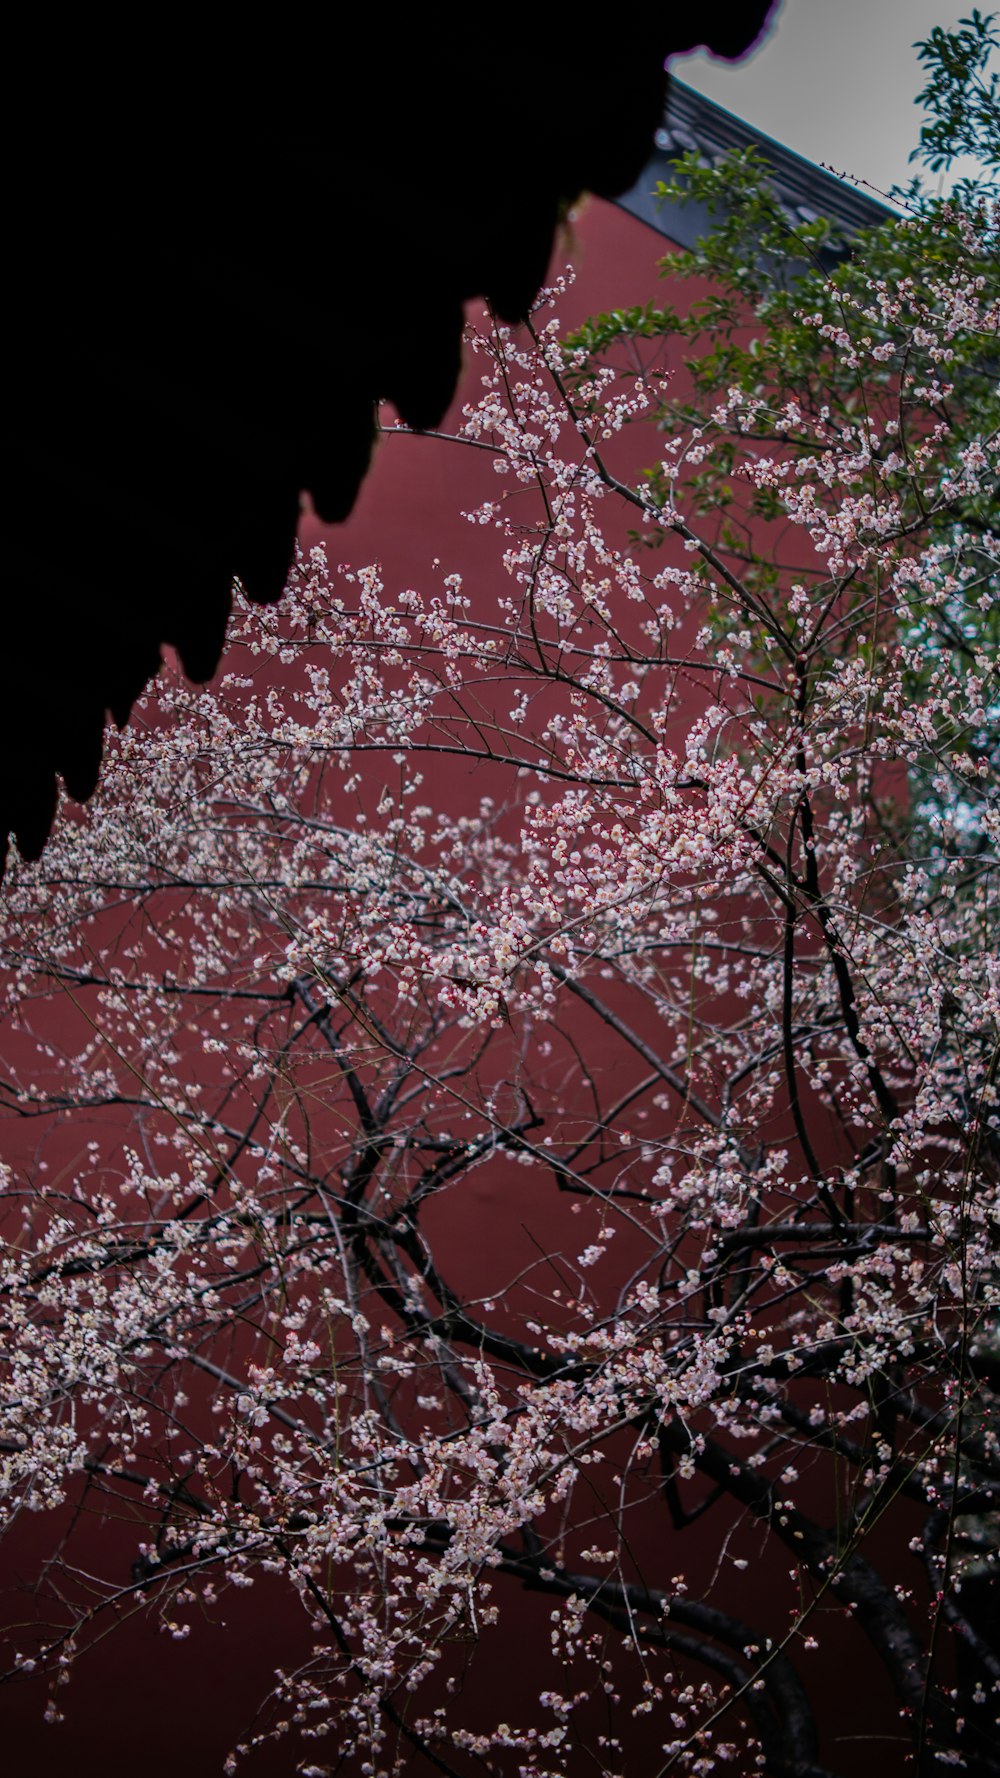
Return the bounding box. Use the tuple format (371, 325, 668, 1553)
(0, 193, 677, 1778)
(2, 194, 904, 1778)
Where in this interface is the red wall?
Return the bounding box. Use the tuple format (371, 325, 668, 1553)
(2, 193, 906, 1778)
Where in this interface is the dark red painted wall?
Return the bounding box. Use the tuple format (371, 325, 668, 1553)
(2, 195, 906, 1778)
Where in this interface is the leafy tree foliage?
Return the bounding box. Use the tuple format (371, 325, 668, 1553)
(570, 16, 1000, 877)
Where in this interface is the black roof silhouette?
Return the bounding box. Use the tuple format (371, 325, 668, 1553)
(2, 12, 775, 870)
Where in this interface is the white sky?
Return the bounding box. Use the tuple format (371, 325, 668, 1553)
(676, 1, 995, 199)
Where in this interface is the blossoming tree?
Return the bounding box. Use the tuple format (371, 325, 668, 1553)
(2, 24, 1000, 1777)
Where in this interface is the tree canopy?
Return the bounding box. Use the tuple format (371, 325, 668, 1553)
(2, 15, 999, 1777)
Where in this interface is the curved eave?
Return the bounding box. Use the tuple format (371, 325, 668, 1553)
(616, 76, 893, 253)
